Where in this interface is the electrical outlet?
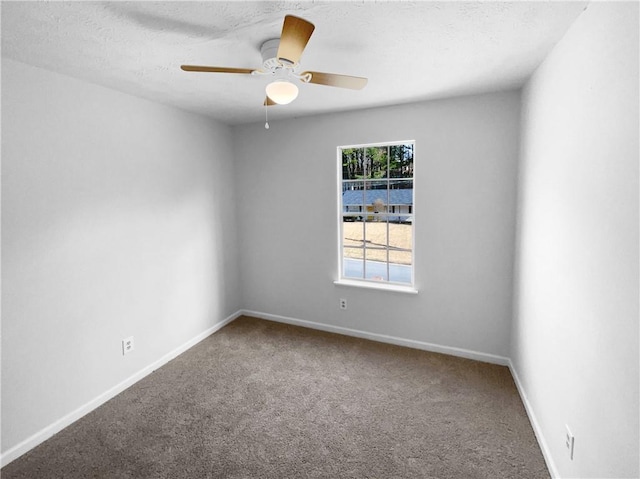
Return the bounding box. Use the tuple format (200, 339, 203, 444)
(565, 424, 575, 460)
(122, 336, 134, 355)
(339, 298, 347, 310)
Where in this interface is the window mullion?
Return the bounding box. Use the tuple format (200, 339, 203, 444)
(362, 147, 367, 280)
(386, 144, 390, 281)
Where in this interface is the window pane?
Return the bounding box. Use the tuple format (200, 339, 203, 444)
(388, 179, 413, 190)
(388, 260, 412, 284)
(343, 182, 364, 226)
(387, 180, 412, 222)
(364, 255, 389, 281)
(364, 220, 388, 253)
(343, 221, 364, 250)
(389, 144, 414, 178)
(365, 146, 388, 179)
(389, 249, 412, 266)
(343, 256, 364, 280)
(364, 247, 387, 265)
(364, 180, 388, 220)
(342, 148, 364, 180)
(388, 223, 412, 264)
(342, 212, 362, 222)
(343, 179, 365, 193)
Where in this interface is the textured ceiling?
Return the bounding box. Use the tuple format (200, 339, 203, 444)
(1, 1, 588, 125)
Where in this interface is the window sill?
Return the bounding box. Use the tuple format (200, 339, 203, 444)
(334, 279, 418, 294)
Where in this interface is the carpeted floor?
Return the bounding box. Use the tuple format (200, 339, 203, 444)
(2, 316, 550, 478)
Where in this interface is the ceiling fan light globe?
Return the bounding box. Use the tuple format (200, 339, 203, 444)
(266, 80, 299, 105)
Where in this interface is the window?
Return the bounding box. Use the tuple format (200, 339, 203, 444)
(337, 141, 415, 290)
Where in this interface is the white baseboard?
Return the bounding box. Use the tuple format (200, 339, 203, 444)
(3, 309, 554, 478)
(241, 309, 510, 366)
(0, 310, 242, 468)
(508, 360, 559, 479)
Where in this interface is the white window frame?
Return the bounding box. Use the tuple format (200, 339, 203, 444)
(334, 140, 417, 294)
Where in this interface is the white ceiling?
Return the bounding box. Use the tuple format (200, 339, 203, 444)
(1, 1, 588, 125)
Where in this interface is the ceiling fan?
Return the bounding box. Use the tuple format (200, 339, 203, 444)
(180, 15, 368, 107)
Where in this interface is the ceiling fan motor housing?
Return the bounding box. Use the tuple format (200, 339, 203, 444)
(260, 39, 282, 70)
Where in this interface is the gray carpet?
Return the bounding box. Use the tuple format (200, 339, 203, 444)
(2, 316, 550, 478)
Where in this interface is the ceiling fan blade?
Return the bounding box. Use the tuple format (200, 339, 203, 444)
(181, 65, 255, 74)
(264, 96, 277, 106)
(277, 15, 315, 65)
(302, 71, 368, 90)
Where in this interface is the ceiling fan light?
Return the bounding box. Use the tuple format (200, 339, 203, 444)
(265, 80, 299, 105)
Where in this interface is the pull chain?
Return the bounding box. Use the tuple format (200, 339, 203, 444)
(265, 104, 270, 129)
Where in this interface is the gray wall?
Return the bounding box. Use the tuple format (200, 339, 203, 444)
(1, 59, 241, 454)
(512, 2, 639, 478)
(233, 90, 521, 359)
